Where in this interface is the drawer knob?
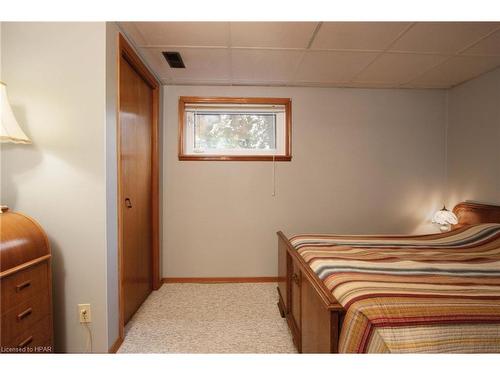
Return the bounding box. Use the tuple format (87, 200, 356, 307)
(291, 273, 300, 285)
(18, 336, 33, 348)
(17, 307, 33, 321)
(16, 280, 32, 292)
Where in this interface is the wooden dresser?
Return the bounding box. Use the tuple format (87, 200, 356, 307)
(0, 209, 53, 353)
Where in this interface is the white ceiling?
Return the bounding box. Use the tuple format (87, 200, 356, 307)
(118, 22, 500, 89)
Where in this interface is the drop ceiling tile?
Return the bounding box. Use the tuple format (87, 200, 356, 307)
(231, 49, 303, 82)
(311, 22, 411, 51)
(462, 29, 500, 56)
(139, 47, 231, 83)
(294, 51, 378, 83)
(354, 53, 448, 84)
(408, 55, 500, 87)
(131, 22, 230, 46)
(136, 47, 173, 82)
(389, 22, 500, 54)
(230, 22, 318, 48)
(122, 22, 500, 88)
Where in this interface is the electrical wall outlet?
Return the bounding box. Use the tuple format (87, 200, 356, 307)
(78, 304, 92, 323)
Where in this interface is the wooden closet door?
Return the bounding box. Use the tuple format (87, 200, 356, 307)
(119, 56, 153, 324)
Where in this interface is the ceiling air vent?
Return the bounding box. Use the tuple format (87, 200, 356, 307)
(162, 51, 186, 69)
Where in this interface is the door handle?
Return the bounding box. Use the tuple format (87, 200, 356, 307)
(125, 198, 132, 208)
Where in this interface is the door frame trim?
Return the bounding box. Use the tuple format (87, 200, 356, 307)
(117, 33, 161, 340)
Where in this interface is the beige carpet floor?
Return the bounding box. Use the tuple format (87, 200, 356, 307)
(118, 283, 297, 353)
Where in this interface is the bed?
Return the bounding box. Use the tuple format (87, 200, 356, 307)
(276, 201, 500, 353)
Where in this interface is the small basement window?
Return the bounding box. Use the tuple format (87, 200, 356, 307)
(178, 97, 291, 161)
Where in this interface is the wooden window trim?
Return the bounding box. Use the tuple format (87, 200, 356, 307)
(178, 96, 292, 161)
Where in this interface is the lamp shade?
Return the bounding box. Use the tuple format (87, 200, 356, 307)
(432, 206, 458, 225)
(0, 81, 31, 144)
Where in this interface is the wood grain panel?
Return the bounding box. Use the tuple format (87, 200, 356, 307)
(453, 201, 500, 229)
(0, 212, 50, 273)
(117, 33, 160, 340)
(1, 292, 50, 343)
(286, 259, 302, 351)
(0, 211, 53, 352)
(277, 234, 288, 318)
(290, 260, 301, 331)
(3, 315, 52, 351)
(1, 261, 48, 311)
(301, 276, 338, 353)
(119, 54, 154, 325)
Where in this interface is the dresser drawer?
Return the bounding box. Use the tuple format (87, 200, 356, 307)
(1, 262, 49, 310)
(1, 315, 52, 353)
(1, 291, 50, 343)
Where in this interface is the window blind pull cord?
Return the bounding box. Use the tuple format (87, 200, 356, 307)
(272, 154, 276, 197)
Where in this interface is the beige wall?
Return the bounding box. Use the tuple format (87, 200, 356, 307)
(163, 85, 447, 278)
(1, 22, 109, 353)
(447, 67, 500, 207)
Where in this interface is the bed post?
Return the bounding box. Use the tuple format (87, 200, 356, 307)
(277, 231, 289, 318)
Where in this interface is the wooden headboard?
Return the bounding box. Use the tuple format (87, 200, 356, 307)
(452, 201, 500, 228)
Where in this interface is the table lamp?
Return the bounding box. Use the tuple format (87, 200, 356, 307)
(1, 81, 31, 213)
(432, 205, 458, 232)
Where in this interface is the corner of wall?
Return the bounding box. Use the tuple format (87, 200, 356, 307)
(444, 67, 500, 207)
(105, 21, 120, 351)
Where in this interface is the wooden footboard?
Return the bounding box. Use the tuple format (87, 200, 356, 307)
(277, 231, 344, 353)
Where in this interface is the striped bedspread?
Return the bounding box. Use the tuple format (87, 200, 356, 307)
(290, 223, 500, 353)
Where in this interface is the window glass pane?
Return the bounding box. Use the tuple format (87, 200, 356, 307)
(193, 113, 276, 150)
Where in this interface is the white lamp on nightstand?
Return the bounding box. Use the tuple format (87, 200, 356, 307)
(432, 206, 458, 232)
